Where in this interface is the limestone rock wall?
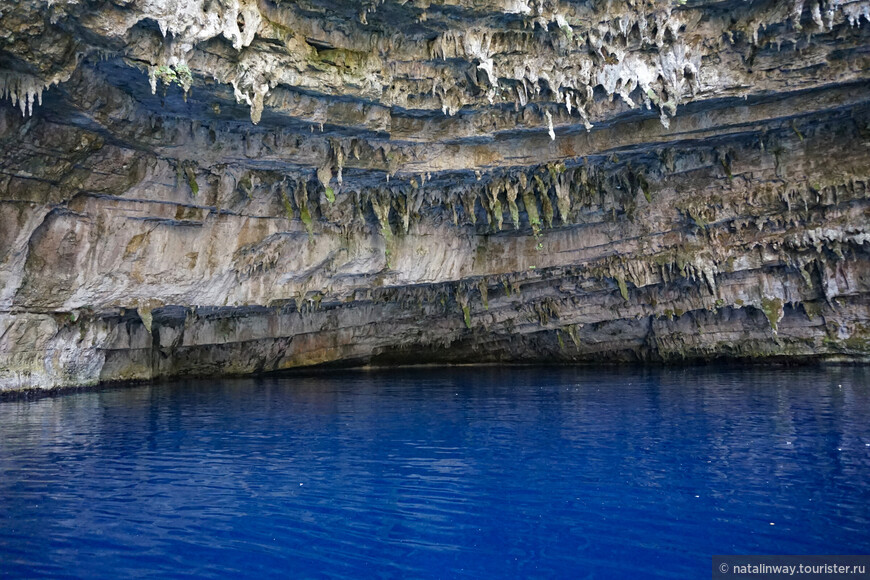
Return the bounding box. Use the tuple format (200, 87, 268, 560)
(1, 0, 869, 391)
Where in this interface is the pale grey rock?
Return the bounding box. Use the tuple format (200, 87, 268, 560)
(1, 0, 870, 392)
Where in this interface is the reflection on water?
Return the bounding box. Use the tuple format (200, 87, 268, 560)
(1, 366, 869, 578)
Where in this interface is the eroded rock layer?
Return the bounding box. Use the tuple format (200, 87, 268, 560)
(1, 0, 870, 390)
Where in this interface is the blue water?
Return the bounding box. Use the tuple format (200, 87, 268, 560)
(1, 366, 870, 579)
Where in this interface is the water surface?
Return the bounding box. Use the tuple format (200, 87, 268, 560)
(2, 366, 870, 578)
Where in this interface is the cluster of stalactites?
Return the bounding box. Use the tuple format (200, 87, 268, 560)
(797, 0, 870, 32)
(209, 0, 867, 129)
(129, 0, 870, 130)
(744, 0, 870, 44)
(0, 71, 50, 117)
(145, 0, 261, 53)
(428, 1, 699, 131)
(141, 0, 266, 122)
(316, 159, 653, 242)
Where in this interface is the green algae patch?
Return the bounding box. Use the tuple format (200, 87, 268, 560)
(565, 324, 581, 349)
(616, 276, 629, 302)
(760, 297, 784, 333)
(280, 187, 295, 221)
(300, 205, 314, 238)
(478, 280, 489, 310)
(184, 165, 199, 196)
(462, 304, 472, 329)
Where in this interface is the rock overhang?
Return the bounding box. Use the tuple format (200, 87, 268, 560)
(1, 0, 870, 391)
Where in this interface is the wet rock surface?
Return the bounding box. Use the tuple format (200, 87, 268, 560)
(1, 0, 869, 390)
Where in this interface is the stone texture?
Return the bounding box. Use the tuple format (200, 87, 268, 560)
(1, 0, 869, 391)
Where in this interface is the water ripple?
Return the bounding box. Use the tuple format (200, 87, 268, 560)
(1, 366, 869, 578)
